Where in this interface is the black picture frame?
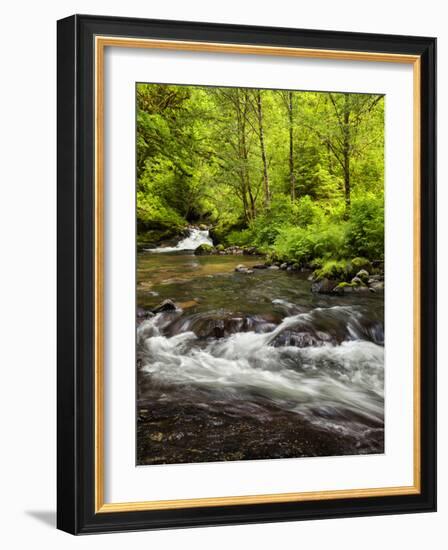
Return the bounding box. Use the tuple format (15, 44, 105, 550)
(57, 14, 436, 534)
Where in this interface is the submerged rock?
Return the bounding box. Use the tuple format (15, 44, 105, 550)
(137, 307, 154, 319)
(165, 313, 278, 339)
(332, 282, 355, 295)
(235, 264, 254, 274)
(369, 281, 385, 291)
(311, 278, 336, 294)
(152, 299, 177, 314)
(270, 330, 327, 348)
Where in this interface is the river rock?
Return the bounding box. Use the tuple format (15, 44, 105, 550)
(311, 278, 336, 294)
(351, 276, 363, 285)
(194, 244, 214, 255)
(253, 264, 268, 269)
(356, 269, 370, 282)
(353, 285, 370, 293)
(370, 281, 385, 291)
(332, 283, 354, 295)
(136, 307, 154, 319)
(280, 263, 288, 270)
(271, 330, 324, 348)
(152, 299, 177, 313)
(235, 264, 254, 274)
(268, 265, 280, 270)
(167, 313, 277, 339)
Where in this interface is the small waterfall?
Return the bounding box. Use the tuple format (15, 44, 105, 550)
(147, 227, 213, 253)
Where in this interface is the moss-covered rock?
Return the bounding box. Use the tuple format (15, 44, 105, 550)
(333, 281, 356, 295)
(312, 260, 350, 282)
(350, 257, 372, 273)
(194, 244, 215, 255)
(137, 228, 183, 249)
(356, 269, 370, 282)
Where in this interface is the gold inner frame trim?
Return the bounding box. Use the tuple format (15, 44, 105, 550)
(94, 35, 421, 514)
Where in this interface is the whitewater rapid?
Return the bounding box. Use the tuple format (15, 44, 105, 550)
(137, 305, 384, 436)
(147, 228, 213, 253)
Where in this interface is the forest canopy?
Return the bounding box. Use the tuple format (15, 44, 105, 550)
(136, 83, 384, 264)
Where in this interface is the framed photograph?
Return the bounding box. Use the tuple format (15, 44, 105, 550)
(57, 14, 436, 534)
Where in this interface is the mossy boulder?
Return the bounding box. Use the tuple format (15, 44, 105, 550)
(194, 244, 215, 255)
(350, 257, 372, 274)
(356, 269, 370, 282)
(312, 260, 350, 282)
(215, 244, 225, 252)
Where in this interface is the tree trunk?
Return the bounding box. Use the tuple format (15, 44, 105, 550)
(288, 92, 296, 202)
(343, 93, 351, 212)
(256, 90, 270, 207)
(240, 109, 255, 220)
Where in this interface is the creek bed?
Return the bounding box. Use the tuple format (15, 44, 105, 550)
(137, 250, 384, 465)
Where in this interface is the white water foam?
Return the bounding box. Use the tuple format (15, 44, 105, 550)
(138, 307, 384, 427)
(147, 228, 213, 253)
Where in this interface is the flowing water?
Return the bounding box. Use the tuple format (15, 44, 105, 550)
(137, 229, 384, 465)
(146, 227, 213, 253)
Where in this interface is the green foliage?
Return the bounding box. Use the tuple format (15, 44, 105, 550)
(294, 195, 325, 227)
(272, 222, 348, 265)
(136, 83, 384, 266)
(225, 229, 254, 247)
(347, 194, 384, 260)
(137, 192, 185, 230)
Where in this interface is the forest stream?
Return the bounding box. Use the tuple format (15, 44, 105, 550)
(137, 229, 384, 465)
